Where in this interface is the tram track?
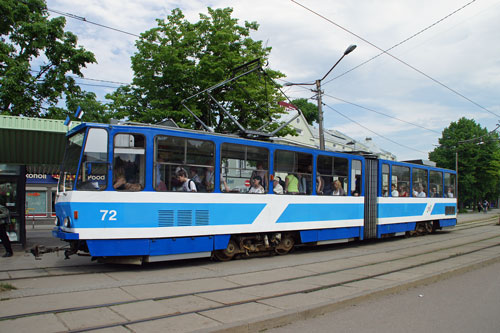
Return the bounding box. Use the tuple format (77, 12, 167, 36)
(0, 217, 496, 283)
(1, 222, 499, 332)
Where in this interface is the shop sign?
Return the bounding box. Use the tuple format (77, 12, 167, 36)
(26, 173, 59, 185)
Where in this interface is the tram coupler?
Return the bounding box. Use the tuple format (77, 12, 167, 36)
(29, 245, 70, 260)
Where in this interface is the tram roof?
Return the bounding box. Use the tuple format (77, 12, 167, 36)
(0, 115, 80, 174)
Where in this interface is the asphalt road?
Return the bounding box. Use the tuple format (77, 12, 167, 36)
(269, 260, 500, 333)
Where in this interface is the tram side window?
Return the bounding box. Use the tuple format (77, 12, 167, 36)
(77, 128, 108, 191)
(445, 173, 456, 198)
(392, 165, 410, 197)
(317, 155, 348, 196)
(429, 170, 443, 198)
(351, 160, 362, 196)
(412, 168, 428, 198)
(382, 164, 389, 197)
(221, 143, 268, 194)
(154, 136, 214, 192)
(275, 150, 312, 195)
(113, 133, 145, 191)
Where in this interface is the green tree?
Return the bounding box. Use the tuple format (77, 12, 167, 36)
(0, 0, 96, 117)
(44, 91, 111, 123)
(291, 98, 318, 125)
(107, 7, 292, 135)
(429, 117, 500, 209)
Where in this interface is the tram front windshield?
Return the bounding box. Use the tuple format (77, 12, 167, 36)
(58, 130, 85, 192)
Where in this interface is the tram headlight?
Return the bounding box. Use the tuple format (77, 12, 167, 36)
(63, 217, 71, 228)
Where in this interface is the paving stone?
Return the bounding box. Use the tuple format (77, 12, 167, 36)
(375, 271, 421, 281)
(295, 271, 366, 287)
(0, 313, 68, 333)
(121, 278, 238, 299)
(8, 269, 50, 279)
(200, 302, 282, 324)
(156, 295, 223, 313)
(258, 292, 330, 310)
(110, 300, 176, 321)
(297, 259, 360, 273)
(239, 280, 319, 298)
(346, 263, 401, 276)
(197, 289, 257, 305)
(345, 252, 405, 264)
(307, 285, 361, 300)
(57, 307, 126, 331)
(126, 313, 219, 333)
(84, 326, 130, 333)
(342, 277, 397, 290)
(11, 272, 117, 291)
(223, 267, 312, 286)
(0, 288, 135, 317)
(402, 261, 461, 275)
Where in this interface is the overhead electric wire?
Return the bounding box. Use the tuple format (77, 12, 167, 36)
(290, 0, 500, 119)
(30, 70, 129, 88)
(323, 0, 477, 84)
(323, 103, 428, 155)
(279, 77, 441, 136)
(322, 93, 441, 134)
(47, 8, 142, 38)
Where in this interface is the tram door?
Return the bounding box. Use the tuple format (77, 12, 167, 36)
(364, 158, 378, 239)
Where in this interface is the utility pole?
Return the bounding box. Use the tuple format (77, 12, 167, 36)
(285, 44, 356, 150)
(315, 79, 325, 150)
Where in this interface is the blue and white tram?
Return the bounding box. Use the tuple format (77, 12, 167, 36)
(52, 122, 457, 263)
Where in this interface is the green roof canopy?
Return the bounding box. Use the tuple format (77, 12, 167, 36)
(0, 115, 80, 174)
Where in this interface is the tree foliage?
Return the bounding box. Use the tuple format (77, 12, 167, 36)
(107, 7, 292, 135)
(0, 0, 96, 117)
(429, 117, 500, 207)
(291, 98, 318, 125)
(43, 91, 111, 123)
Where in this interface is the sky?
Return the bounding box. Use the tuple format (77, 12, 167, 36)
(45, 0, 500, 161)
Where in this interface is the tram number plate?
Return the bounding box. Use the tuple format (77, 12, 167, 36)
(100, 210, 118, 221)
(445, 206, 456, 215)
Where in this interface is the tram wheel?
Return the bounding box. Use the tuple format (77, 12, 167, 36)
(424, 222, 433, 234)
(213, 240, 239, 261)
(275, 235, 294, 255)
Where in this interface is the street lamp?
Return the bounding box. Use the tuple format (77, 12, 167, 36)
(285, 44, 357, 150)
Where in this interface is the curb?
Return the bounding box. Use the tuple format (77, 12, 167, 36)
(198, 254, 500, 333)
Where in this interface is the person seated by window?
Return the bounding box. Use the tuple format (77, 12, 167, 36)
(204, 165, 215, 192)
(430, 186, 439, 197)
(113, 165, 143, 191)
(273, 177, 283, 194)
(447, 187, 454, 198)
(399, 185, 409, 197)
(190, 168, 205, 192)
(332, 180, 345, 196)
(249, 176, 265, 194)
(413, 184, 426, 198)
(285, 173, 299, 194)
(251, 162, 268, 190)
(322, 176, 333, 195)
(391, 184, 399, 197)
(176, 169, 197, 192)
